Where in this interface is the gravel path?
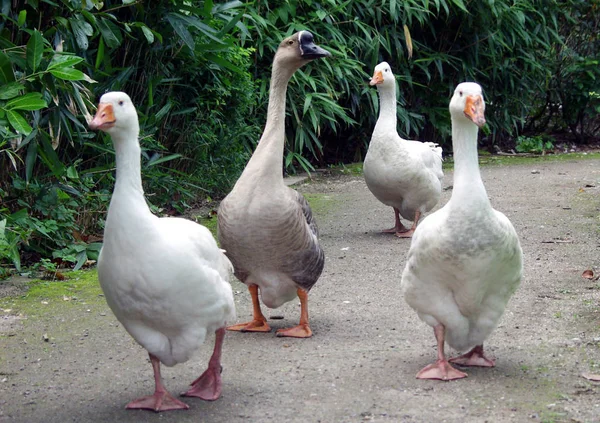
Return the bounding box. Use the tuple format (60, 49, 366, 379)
(1, 157, 599, 423)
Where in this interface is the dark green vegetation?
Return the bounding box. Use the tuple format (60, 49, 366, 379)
(0, 0, 599, 275)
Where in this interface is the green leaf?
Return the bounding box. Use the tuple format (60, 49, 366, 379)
(0, 82, 24, 100)
(166, 14, 195, 51)
(141, 25, 154, 44)
(49, 67, 86, 81)
(97, 17, 122, 49)
(17, 9, 26, 27)
(74, 250, 87, 270)
(0, 51, 15, 83)
(26, 29, 44, 72)
(25, 139, 37, 183)
(145, 153, 182, 167)
(69, 16, 92, 50)
(47, 54, 84, 70)
(6, 110, 32, 135)
(5, 92, 47, 111)
(205, 52, 243, 73)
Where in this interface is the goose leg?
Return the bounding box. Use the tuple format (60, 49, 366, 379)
(227, 284, 271, 332)
(382, 207, 410, 234)
(182, 328, 226, 400)
(276, 288, 312, 338)
(126, 353, 189, 412)
(395, 210, 421, 238)
(416, 324, 468, 381)
(449, 344, 495, 367)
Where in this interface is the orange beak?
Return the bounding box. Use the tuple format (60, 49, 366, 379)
(464, 94, 486, 127)
(89, 103, 116, 131)
(369, 70, 384, 86)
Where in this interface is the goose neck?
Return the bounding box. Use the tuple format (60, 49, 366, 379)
(108, 129, 152, 220)
(373, 84, 397, 135)
(450, 118, 489, 206)
(243, 60, 295, 181)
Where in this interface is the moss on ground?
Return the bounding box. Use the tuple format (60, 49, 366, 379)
(0, 270, 103, 318)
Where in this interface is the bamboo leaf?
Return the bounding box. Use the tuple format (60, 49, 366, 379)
(146, 153, 183, 167)
(47, 55, 84, 70)
(97, 17, 122, 49)
(25, 139, 37, 183)
(26, 29, 44, 72)
(0, 82, 24, 100)
(6, 110, 32, 135)
(0, 50, 15, 83)
(49, 67, 86, 81)
(141, 25, 155, 44)
(6, 93, 47, 111)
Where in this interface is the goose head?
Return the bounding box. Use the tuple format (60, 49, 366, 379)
(450, 82, 486, 127)
(369, 62, 395, 88)
(274, 31, 331, 69)
(89, 91, 138, 135)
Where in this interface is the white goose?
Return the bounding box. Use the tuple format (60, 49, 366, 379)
(401, 82, 523, 380)
(89, 92, 235, 411)
(363, 62, 443, 237)
(218, 31, 330, 338)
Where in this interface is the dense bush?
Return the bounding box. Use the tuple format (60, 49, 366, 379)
(241, 0, 598, 165)
(0, 0, 598, 275)
(0, 0, 257, 274)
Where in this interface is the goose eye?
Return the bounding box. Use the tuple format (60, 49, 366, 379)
(459, 91, 463, 97)
(118, 100, 124, 106)
(288, 40, 294, 45)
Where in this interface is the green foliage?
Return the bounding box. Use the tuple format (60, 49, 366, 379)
(242, 0, 597, 164)
(0, 0, 598, 275)
(515, 135, 555, 154)
(0, 0, 256, 273)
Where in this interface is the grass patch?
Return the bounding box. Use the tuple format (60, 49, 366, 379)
(0, 269, 103, 318)
(302, 193, 336, 217)
(195, 215, 219, 239)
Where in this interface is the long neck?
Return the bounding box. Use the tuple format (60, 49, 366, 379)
(108, 127, 152, 218)
(373, 84, 398, 136)
(241, 59, 295, 183)
(450, 117, 490, 207)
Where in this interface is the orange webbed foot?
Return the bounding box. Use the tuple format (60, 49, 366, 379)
(276, 324, 312, 338)
(227, 320, 272, 333)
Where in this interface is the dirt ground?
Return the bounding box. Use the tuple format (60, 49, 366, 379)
(1, 156, 600, 423)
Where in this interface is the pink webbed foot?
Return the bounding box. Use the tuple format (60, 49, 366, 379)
(276, 323, 313, 338)
(449, 345, 496, 367)
(416, 359, 468, 381)
(394, 228, 415, 238)
(126, 390, 189, 412)
(182, 365, 223, 401)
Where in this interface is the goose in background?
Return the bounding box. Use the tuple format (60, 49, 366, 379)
(401, 82, 522, 380)
(89, 92, 235, 411)
(363, 62, 443, 237)
(218, 31, 330, 338)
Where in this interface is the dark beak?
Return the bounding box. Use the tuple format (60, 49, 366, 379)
(300, 33, 331, 60)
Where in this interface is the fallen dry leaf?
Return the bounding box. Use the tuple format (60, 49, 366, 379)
(582, 269, 595, 280)
(581, 373, 600, 382)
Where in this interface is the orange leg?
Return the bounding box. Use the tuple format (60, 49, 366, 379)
(395, 210, 421, 238)
(227, 284, 271, 333)
(126, 353, 189, 412)
(416, 324, 468, 381)
(449, 344, 495, 367)
(182, 327, 225, 400)
(276, 288, 312, 338)
(382, 207, 410, 234)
